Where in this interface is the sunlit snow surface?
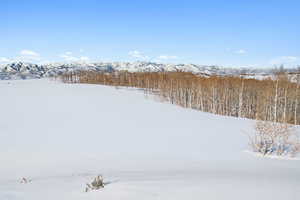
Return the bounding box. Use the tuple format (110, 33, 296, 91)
(0, 79, 299, 200)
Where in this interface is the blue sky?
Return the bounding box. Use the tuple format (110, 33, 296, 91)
(0, 0, 299, 67)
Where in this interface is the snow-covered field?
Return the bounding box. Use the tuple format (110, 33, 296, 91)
(0, 79, 299, 200)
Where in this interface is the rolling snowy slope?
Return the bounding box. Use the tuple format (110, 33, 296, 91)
(0, 79, 299, 200)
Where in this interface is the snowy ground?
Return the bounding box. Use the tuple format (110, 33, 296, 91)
(0, 79, 299, 200)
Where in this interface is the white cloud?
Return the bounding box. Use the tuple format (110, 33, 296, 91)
(20, 49, 39, 57)
(60, 54, 77, 61)
(157, 55, 178, 60)
(0, 57, 10, 63)
(17, 49, 41, 62)
(59, 52, 76, 61)
(128, 50, 149, 59)
(79, 56, 89, 61)
(65, 51, 72, 55)
(235, 49, 247, 54)
(59, 52, 89, 62)
(270, 56, 298, 65)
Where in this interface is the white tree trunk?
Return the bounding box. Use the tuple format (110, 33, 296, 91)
(274, 80, 279, 122)
(238, 80, 244, 118)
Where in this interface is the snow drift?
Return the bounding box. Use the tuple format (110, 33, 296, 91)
(0, 79, 299, 200)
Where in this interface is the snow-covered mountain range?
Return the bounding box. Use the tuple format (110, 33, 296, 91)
(0, 61, 296, 80)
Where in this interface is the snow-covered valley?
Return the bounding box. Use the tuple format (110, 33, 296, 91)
(0, 79, 299, 200)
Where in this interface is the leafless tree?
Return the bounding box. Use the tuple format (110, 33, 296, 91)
(249, 121, 300, 157)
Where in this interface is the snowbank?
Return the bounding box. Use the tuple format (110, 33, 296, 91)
(0, 79, 299, 200)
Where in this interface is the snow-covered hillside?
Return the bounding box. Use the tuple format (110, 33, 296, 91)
(0, 79, 299, 200)
(0, 61, 281, 80)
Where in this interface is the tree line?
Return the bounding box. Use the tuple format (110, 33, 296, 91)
(59, 71, 300, 125)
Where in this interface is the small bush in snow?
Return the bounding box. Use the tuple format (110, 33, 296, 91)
(85, 175, 104, 192)
(250, 121, 300, 157)
(20, 177, 31, 184)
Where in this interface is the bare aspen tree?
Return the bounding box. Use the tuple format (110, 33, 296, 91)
(274, 79, 279, 122)
(295, 70, 300, 125)
(283, 83, 288, 123)
(238, 79, 244, 118)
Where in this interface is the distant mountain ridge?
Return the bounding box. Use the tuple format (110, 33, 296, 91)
(0, 61, 297, 80)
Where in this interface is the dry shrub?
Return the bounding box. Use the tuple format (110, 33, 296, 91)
(20, 177, 31, 184)
(250, 121, 300, 157)
(85, 175, 104, 192)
